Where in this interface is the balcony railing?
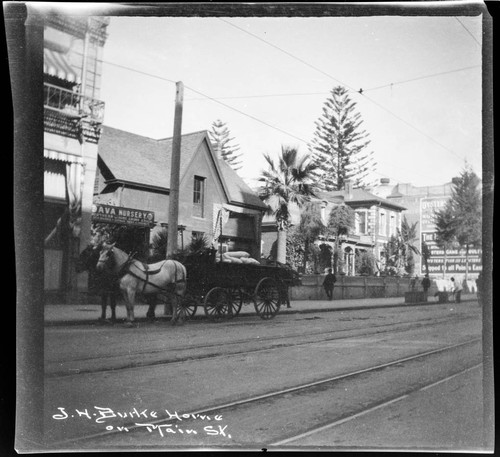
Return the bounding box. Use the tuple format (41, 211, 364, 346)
(44, 83, 105, 124)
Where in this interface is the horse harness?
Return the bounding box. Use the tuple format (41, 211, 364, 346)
(117, 254, 186, 295)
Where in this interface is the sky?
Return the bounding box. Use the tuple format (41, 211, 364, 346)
(97, 7, 484, 190)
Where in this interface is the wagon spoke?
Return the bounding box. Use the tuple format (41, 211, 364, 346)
(204, 287, 229, 322)
(227, 288, 243, 318)
(254, 278, 281, 319)
(179, 293, 198, 319)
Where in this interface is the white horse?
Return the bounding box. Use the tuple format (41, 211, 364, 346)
(96, 242, 187, 327)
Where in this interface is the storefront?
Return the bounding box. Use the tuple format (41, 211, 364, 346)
(90, 203, 155, 260)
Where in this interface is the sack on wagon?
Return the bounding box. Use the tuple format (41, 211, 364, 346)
(223, 251, 251, 259)
(240, 257, 261, 265)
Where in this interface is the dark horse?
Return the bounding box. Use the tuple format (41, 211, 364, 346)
(76, 245, 120, 321)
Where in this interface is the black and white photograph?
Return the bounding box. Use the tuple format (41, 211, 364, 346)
(8, 1, 494, 453)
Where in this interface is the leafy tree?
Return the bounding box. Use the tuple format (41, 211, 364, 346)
(433, 202, 457, 278)
(309, 86, 376, 191)
(209, 119, 243, 170)
(298, 201, 326, 272)
(355, 250, 376, 276)
(326, 204, 355, 274)
(318, 243, 333, 272)
(448, 167, 482, 282)
(382, 235, 402, 276)
(258, 146, 318, 264)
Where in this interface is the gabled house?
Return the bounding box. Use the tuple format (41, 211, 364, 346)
(94, 126, 267, 260)
(262, 180, 406, 275)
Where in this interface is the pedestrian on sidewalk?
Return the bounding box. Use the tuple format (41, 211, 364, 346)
(421, 274, 431, 296)
(451, 277, 462, 303)
(476, 272, 483, 306)
(323, 268, 337, 300)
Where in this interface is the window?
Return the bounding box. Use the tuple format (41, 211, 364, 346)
(379, 211, 386, 236)
(390, 213, 396, 236)
(193, 176, 205, 217)
(356, 211, 367, 235)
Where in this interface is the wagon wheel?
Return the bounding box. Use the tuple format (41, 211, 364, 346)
(178, 293, 198, 320)
(253, 277, 282, 319)
(204, 287, 230, 321)
(227, 288, 243, 318)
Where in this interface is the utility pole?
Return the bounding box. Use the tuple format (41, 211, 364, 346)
(166, 81, 184, 258)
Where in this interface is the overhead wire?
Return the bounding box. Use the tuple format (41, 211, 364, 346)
(182, 64, 479, 100)
(217, 17, 470, 163)
(99, 58, 444, 183)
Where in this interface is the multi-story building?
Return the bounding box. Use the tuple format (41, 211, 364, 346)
(261, 180, 406, 275)
(43, 13, 109, 302)
(373, 179, 482, 279)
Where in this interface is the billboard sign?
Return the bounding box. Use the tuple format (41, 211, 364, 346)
(421, 232, 482, 275)
(420, 196, 482, 275)
(420, 196, 448, 232)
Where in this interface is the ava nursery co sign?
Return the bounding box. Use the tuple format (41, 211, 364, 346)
(91, 204, 155, 228)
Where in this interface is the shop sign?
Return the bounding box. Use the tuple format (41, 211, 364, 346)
(91, 204, 155, 227)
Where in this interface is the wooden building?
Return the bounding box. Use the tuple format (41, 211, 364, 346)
(94, 126, 268, 261)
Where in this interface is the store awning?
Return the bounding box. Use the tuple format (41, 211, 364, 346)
(44, 149, 84, 164)
(44, 49, 81, 84)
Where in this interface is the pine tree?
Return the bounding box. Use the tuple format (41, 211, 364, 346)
(209, 119, 243, 171)
(433, 202, 457, 278)
(309, 86, 376, 191)
(448, 166, 482, 282)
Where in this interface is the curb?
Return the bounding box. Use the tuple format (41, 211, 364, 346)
(43, 298, 477, 327)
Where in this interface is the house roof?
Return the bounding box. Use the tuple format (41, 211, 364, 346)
(319, 188, 407, 211)
(217, 158, 268, 210)
(98, 125, 267, 210)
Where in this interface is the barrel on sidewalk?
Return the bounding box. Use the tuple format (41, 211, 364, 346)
(404, 291, 427, 303)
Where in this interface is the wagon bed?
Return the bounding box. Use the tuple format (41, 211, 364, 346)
(178, 250, 300, 321)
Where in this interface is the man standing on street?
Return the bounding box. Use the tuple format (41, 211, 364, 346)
(451, 277, 462, 303)
(421, 274, 431, 296)
(323, 268, 337, 300)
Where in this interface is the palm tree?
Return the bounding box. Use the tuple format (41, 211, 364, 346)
(326, 204, 355, 274)
(259, 146, 318, 264)
(398, 216, 421, 275)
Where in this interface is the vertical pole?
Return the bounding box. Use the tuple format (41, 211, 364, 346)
(219, 211, 223, 256)
(166, 82, 183, 258)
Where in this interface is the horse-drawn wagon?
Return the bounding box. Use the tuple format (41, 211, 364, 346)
(179, 249, 301, 321)
(89, 242, 300, 325)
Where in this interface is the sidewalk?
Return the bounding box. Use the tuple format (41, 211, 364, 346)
(44, 294, 478, 326)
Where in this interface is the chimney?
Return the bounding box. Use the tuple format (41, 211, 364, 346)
(380, 178, 390, 185)
(345, 179, 353, 198)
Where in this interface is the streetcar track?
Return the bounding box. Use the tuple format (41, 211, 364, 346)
(45, 314, 477, 378)
(48, 338, 481, 447)
(270, 363, 483, 446)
